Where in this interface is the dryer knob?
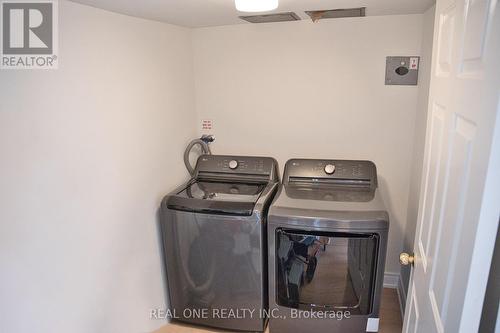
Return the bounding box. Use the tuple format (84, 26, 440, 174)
(324, 164, 336, 175)
(229, 160, 238, 169)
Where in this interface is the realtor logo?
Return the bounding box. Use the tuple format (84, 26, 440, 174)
(1, 0, 58, 69)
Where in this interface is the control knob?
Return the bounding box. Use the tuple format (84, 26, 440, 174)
(229, 160, 238, 169)
(324, 164, 336, 175)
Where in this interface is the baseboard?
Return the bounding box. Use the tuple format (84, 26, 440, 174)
(396, 274, 407, 319)
(383, 273, 399, 288)
(384, 273, 406, 320)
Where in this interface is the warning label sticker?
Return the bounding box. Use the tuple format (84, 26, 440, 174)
(202, 119, 212, 130)
(409, 57, 419, 70)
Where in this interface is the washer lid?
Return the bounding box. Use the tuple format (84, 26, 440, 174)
(179, 180, 265, 202)
(166, 180, 266, 216)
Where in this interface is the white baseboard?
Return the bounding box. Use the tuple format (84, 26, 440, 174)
(384, 273, 406, 320)
(383, 273, 399, 288)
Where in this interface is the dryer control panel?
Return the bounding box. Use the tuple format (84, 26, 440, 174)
(284, 159, 377, 189)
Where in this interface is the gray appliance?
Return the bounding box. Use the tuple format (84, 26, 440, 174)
(268, 159, 389, 333)
(160, 154, 279, 332)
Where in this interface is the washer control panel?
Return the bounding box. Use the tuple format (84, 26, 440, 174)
(195, 155, 277, 177)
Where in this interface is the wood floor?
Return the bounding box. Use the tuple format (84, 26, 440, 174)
(153, 288, 403, 333)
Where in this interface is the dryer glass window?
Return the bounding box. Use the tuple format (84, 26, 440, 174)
(275, 229, 379, 315)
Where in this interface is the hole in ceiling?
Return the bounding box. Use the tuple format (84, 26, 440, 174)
(305, 7, 366, 22)
(239, 12, 301, 23)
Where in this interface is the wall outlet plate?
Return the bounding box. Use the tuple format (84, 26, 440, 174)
(385, 56, 420, 85)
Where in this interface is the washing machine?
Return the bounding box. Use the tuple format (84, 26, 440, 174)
(268, 159, 389, 333)
(160, 154, 279, 332)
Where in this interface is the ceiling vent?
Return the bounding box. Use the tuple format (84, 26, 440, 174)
(305, 7, 366, 22)
(239, 12, 301, 23)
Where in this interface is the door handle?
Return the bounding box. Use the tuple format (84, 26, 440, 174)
(399, 252, 415, 266)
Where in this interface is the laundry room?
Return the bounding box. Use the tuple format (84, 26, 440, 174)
(1, 1, 499, 333)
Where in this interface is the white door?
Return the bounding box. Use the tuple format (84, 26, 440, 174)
(403, 0, 500, 332)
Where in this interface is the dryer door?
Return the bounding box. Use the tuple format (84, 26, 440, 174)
(275, 229, 379, 315)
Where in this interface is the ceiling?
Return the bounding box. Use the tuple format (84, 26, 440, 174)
(69, 0, 435, 28)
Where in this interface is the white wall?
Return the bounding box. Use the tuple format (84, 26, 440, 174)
(0, 3, 436, 330)
(192, 15, 424, 275)
(0, 1, 196, 332)
(400, 5, 436, 298)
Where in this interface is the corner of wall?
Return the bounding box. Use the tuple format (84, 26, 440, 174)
(400, 3, 437, 301)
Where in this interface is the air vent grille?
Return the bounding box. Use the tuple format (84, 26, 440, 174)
(306, 7, 366, 21)
(288, 176, 372, 188)
(239, 12, 301, 24)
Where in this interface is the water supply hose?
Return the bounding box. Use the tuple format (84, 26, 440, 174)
(184, 135, 215, 175)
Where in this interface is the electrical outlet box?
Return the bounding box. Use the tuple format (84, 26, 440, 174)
(385, 56, 420, 85)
